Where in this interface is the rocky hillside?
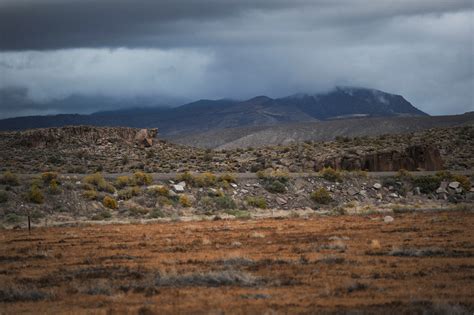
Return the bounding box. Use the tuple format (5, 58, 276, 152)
(169, 113, 474, 149)
(0, 87, 426, 136)
(0, 125, 473, 174)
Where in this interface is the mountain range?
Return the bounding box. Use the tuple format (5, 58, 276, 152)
(0, 87, 427, 137)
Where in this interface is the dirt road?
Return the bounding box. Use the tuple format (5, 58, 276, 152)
(1, 211, 473, 314)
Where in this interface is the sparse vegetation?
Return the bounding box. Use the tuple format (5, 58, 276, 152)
(114, 176, 130, 188)
(83, 190, 98, 200)
(412, 175, 441, 194)
(0, 191, 8, 203)
(91, 209, 112, 220)
(83, 173, 115, 193)
(41, 172, 59, 184)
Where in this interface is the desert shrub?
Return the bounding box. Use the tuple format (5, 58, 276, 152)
(0, 171, 19, 186)
(83, 173, 114, 192)
(319, 167, 342, 182)
(214, 195, 236, 210)
(218, 173, 236, 183)
(199, 196, 215, 211)
(103, 196, 118, 209)
(149, 208, 165, 218)
(225, 209, 251, 219)
(311, 187, 332, 204)
(435, 170, 453, 181)
(412, 175, 441, 194)
(264, 180, 286, 193)
(452, 174, 471, 191)
(194, 172, 217, 187)
(396, 169, 413, 180)
(133, 171, 153, 186)
(257, 169, 289, 182)
(246, 196, 267, 209)
(83, 190, 98, 200)
(91, 210, 112, 220)
(41, 172, 58, 184)
(179, 195, 192, 207)
(176, 171, 194, 184)
(26, 185, 44, 204)
(157, 196, 173, 207)
(351, 170, 368, 178)
(0, 191, 7, 203)
(5, 213, 23, 224)
(114, 176, 130, 188)
(148, 186, 169, 197)
(128, 207, 149, 217)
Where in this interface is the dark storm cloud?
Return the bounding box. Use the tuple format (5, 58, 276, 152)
(0, 0, 471, 50)
(0, 0, 472, 118)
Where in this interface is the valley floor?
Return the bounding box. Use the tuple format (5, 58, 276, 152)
(1, 211, 473, 314)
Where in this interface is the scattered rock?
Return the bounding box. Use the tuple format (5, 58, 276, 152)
(276, 197, 287, 205)
(373, 183, 382, 190)
(172, 184, 185, 193)
(384, 216, 394, 223)
(413, 187, 421, 195)
(436, 187, 448, 194)
(389, 193, 399, 198)
(348, 188, 359, 196)
(230, 183, 238, 188)
(449, 181, 460, 189)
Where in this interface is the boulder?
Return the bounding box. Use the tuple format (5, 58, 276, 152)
(373, 183, 382, 190)
(134, 128, 158, 147)
(348, 187, 359, 196)
(384, 216, 394, 223)
(276, 197, 287, 205)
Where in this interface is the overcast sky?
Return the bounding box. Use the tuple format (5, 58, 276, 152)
(0, 0, 473, 118)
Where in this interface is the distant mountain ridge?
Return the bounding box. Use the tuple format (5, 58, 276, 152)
(0, 87, 427, 135)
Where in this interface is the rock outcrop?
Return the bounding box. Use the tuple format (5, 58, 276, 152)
(320, 145, 444, 171)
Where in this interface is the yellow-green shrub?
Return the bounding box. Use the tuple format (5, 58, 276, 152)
(218, 173, 236, 183)
(27, 185, 44, 204)
(246, 196, 267, 209)
(1, 171, 19, 186)
(179, 195, 192, 207)
(319, 167, 342, 182)
(114, 176, 130, 188)
(83, 190, 98, 200)
(103, 196, 118, 209)
(48, 180, 61, 194)
(311, 187, 332, 204)
(452, 174, 471, 191)
(133, 171, 153, 186)
(83, 173, 115, 193)
(194, 172, 217, 187)
(41, 171, 59, 184)
(176, 171, 194, 184)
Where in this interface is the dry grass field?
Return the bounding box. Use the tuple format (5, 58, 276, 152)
(1, 211, 473, 314)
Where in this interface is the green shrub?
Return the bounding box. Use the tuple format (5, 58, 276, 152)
(26, 185, 44, 204)
(246, 196, 267, 209)
(114, 176, 130, 188)
(119, 186, 141, 200)
(214, 195, 236, 210)
(225, 209, 251, 219)
(257, 169, 289, 183)
(396, 169, 413, 180)
(83, 190, 98, 200)
(311, 188, 332, 204)
(128, 207, 149, 217)
(319, 167, 342, 182)
(133, 171, 153, 186)
(264, 180, 286, 193)
(41, 172, 59, 184)
(412, 175, 441, 194)
(103, 196, 118, 209)
(0, 191, 8, 203)
(5, 213, 23, 224)
(179, 195, 192, 207)
(0, 171, 19, 186)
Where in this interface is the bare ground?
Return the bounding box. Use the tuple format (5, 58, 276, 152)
(1, 211, 473, 314)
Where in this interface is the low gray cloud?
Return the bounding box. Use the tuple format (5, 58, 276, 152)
(0, 0, 472, 117)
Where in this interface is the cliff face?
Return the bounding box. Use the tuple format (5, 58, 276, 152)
(320, 145, 444, 171)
